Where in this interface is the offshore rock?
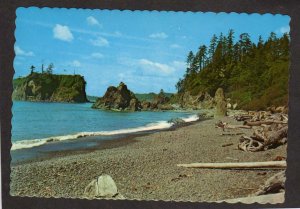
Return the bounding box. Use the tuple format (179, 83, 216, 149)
(12, 72, 88, 103)
(92, 82, 142, 111)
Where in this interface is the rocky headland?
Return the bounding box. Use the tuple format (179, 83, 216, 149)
(13, 72, 88, 103)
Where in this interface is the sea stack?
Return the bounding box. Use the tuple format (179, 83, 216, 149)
(12, 72, 88, 103)
(92, 82, 142, 111)
(214, 88, 227, 117)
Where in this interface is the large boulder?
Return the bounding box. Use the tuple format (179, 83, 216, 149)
(84, 174, 125, 199)
(92, 82, 142, 111)
(214, 88, 227, 117)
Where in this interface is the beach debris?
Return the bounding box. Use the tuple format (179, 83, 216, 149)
(273, 156, 286, 161)
(215, 121, 251, 131)
(216, 192, 284, 204)
(257, 172, 267, 176)
(238, 122, 288, 152)
(214, 88, 227, 117)
(221, 143, 234, 147)
(220, 132, 244, 136)
(171, 173, 193, 182)
(84, 174, 125, 199)
(176, 161, 286, 169)
(255, 171, 285, 196)
(217, 109, 288, 152)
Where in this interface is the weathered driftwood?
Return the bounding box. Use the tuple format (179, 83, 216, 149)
(231, 110, 289, 152)
(217, 192, 284, 204)
(234, 115, 252, 121)
(255, 171, 286, 196)
(238, 136, 264, 152)
(177, 161, 286, 169)
(244, 120, 287, 126)
(220, 132, 244, 136)
(215, 121, 251, 131)
(221, 143, 234, 147)
(238, 125, 288, 152)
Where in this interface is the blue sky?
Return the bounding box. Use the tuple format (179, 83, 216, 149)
(14, 8, 290, 96)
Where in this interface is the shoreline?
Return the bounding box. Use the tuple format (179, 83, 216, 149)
(11, 115, 206, 166)
(10, 115, 287, 202)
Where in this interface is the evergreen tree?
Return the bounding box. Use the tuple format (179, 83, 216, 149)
(30, 65, 35, 74)
(175, 30, 289, 110)
(46, 63, 54, 74)
(208, 34, 218, 61)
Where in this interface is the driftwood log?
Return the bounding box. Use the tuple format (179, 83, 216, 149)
(217, 192, 284, 204)
(238, 125, 288, 152)
(244, 120, 287, 126)
(215, 121, 251, 131)
(177, 161, 286, 169)
(255, 171, 286, 196)
(227, 110, 288, 152)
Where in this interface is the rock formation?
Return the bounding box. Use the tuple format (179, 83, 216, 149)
(177, 91, 215, 110)
(214, 88, 227, 117)
(12, 72, 88, 103)
(84, 174, 125, 199)
(92, 82, 142, 111)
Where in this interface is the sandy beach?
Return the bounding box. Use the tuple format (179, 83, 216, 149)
(10, 115, 287, 202)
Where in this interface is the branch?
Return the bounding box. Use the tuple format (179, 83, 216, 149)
(177, 161, 286, 169)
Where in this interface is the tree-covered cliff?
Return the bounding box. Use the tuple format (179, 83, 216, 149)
(13, 72, 88, 103)
(176, 30, 289, 110)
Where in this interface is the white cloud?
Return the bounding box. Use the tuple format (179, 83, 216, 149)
(71, 60, 81, 67)
(91, 53, 104, 59)
(170, 44, 181, 49)
(14, 46, 34, 56)
(90, 37, 109, 47)
(53, 24, 74, 42)
(279, 25, 290, 34)
(138, 59, 175, 74)
(172, 61, 186, 69)
(87, 16, 100, 26)
(114, 31, 122, 37)
(149, 32, 168, 39)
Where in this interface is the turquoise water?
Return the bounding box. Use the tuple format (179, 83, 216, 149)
(12, 101, 196, 151)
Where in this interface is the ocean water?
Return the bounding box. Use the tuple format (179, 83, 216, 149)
(12, 101, 198, 153)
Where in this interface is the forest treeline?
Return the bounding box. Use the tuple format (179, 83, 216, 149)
(176, 30, 289, 110)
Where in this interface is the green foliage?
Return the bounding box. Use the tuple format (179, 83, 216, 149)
(135, 92, 173, 102)
(13, 72, 87, 103)
(177, 30, 289, 110)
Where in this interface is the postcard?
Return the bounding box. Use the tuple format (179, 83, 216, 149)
(9, 7, 289, 204)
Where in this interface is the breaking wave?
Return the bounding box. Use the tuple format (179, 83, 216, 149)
(11, 114, 199, 151)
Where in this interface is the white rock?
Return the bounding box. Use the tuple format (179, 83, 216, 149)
(96, 175, 118, 197)
(84, 174, 122, 199)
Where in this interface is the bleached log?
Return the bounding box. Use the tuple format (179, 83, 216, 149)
(255, 171, 285, 195)
(264, 126, 288, 147)
(226, 124, 252, 129)
(220, 132, 244, 136)
(177, 161, 286, 169)
(244, 120, 287, 126)
(216, 192, 284, 204)
(216, 121, 251, 131)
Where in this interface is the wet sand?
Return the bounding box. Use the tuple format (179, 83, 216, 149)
(10, 116, 287, 202)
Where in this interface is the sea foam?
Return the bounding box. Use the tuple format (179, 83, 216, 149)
(11, 114, 199, 151)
